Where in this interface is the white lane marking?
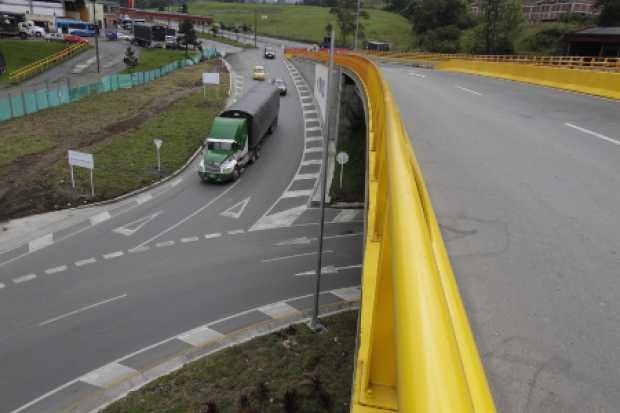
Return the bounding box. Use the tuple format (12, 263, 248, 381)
(80, 362, 138, 388)
(129, 246, 150, 253)
(13, 274, 37, 284)
(303, 109, 318, 114)
(325, 232, 364, 240)
(45, 265, 68, 275)
(261, 250, 333, 263)
(564, 123, 620, 146)
(455, 85, 483, 96)
(28, 233, 53, 252)
(170, 178, 183, 187)
(0, 282, 5, 289)
(133, 180, 241, 249)
(331, 286, 362, 302)
(228, 229, 245, 235)
(305, 136, 323, 143)
(295, 173, 320, 180)
(301, 159, 322, 166)
(75, 258, 96, 267)
(282, 189, 314, 198)
(177, 325, 223, 347)
(135, 193, 153, 205)
(251, 205, 308, 231)
(275, 236, 314, 246)
(408, 72, 426, 78)
(332, 209, 360, 223)
(258, 301, 299, 318)
(294, 264, 362, 277)
(204, 232, 222, 239)
(156, 240, 175, 248)
(181, 236, 199, 243)
(39, 294, 127, 327)
(103, 251, 124, 260)
(113, 211, 162, 237)
(90, 211, 111, 226)
(219, 197, 251, 219)
(305, 146, 323, 153)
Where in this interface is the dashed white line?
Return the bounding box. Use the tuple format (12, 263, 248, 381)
(305, 136, 323, 143)
(301, 159, 322, 166)
(204, 232, 222, 239)
(228, 229, 245, 235)
(90, 211, 111, 226)
(282, 189, 314, 198)
(170, 178, 183, 187)
(39, 294, 128, 327)
(564, 122, 620, 146)
(408, 72, 426, 78)
(103, 251, 124, 260)
(13, 274, 37, 284)
(295, 173, 321, 180)
(156, 241, 175, 248)
(45, 265, 68, 275)
(135, 193, 153, 205)
(181, 236, 200, 243)
(28, 233, 53, 252)
(455, 85, 483, 96)
(0, 283, 5, 289)
(75, 258, 96, 267)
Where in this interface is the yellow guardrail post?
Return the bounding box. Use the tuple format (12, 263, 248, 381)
(285, 50, 496, 412)
(9, 42, 87, 82)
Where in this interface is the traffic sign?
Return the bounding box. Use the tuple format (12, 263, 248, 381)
(336, 151, 349, 165)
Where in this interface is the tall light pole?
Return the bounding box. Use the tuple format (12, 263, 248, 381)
(92, 0, 100, 73)
(253, 8, 257, 48)
(354, 0, 361, 50)
(310, 29, 336, 332)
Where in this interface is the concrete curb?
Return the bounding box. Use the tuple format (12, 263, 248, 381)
(11, 286, 361, 413)
(0, 55, 238, 266)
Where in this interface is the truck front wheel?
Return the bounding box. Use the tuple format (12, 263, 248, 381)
(232, 167, 241, 181)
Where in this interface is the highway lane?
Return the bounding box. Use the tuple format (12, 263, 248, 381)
(381, 65, 620, 412)
(0, 46, 362, 411)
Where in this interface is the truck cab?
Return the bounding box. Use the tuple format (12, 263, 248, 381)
(198, 117, 251, 182)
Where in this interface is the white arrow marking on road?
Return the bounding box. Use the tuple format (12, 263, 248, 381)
(275, 236, 314, 246)
(220, 197, 251, 219)
(294, 264, 362, 277)
(113, 211, 162, 236)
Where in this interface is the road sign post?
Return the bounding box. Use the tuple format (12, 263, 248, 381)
(202, 72, 220, 98)
(336, 151, 349, 190)
(153, 139, 163, 173)
(68, 150, 95, 197)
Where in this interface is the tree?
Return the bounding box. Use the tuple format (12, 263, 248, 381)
(178, 19, 197, 57)
(479, 0, 523, 54)
(595, 0, 620, 26)
(210, 23, 220, 37)
(325, 22, 333, 37)
(410, 0, 473, 52)
(329, 0, 369, 47)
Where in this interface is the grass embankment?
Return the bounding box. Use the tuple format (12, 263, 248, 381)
(189, 1, 412, 50)
(122, 48, 189, 73)
(199, 32, 255, 49)
(104, 311, 358, 413)
(0, 40, 67, 84)
(514, 22, 586, 55)
(0, 59, 228, 221)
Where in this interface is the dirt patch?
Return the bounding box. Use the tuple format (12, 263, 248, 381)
(0, 60, 226, 222)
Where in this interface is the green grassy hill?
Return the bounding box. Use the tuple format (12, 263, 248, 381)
(188, 1, 412, 50)
(0, 40, 67, 84)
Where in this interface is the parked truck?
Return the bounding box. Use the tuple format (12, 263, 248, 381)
(132, 23, 169, 48)
(198, 83, 281, 182)
(0, 13, 46, 39)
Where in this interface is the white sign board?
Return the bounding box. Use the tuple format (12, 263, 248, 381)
(336, 151, 349, 165)
(202, 72, 220, 85)
(153, 139, 163, 149)
(68, 150, 94, 170)
(314, 64, 328, 122)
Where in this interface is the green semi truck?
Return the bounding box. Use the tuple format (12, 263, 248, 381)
(199, 83, 280, 182)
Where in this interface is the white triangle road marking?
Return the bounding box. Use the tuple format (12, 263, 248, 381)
(113, 211, 162, 237)
(219, 197, 251, 219)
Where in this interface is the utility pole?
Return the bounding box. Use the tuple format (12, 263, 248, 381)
(310, 29, 336, 332)
(354, 0, 361, 50)
(254, 9, 257, 48)
(92, 0, 100, 73)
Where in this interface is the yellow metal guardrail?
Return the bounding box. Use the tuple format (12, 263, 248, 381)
(9, 41, 89, 82)
(365, 51, 620, 72)
(285, 50, 496, 412)
(436, 59, 620, 100)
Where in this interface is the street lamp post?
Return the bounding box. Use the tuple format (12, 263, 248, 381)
(354, 0, 361, 50)
(309, 29, 336, 332)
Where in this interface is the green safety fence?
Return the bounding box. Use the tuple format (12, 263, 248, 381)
(0, 48, 219, 122)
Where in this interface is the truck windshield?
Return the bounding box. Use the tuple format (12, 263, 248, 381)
(207, 141, 234, 151)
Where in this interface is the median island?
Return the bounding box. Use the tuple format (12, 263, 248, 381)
(103, 311, 357, 413)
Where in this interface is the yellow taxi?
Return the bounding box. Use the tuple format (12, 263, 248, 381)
(252, 65, 266, 81)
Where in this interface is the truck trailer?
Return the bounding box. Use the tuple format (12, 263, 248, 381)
(199, 83, 281, 182)
(132, 23, 170, 48)
(0, 13, 45, 39)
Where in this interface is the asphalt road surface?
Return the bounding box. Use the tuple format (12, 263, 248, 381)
(0, 47, 362, 412)
(381, 65, 620, 412)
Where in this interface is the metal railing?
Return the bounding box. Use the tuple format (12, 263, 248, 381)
(285, 50, 496, 412)
(365, 51, 620, 72)
(9, 41, 89, 82)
